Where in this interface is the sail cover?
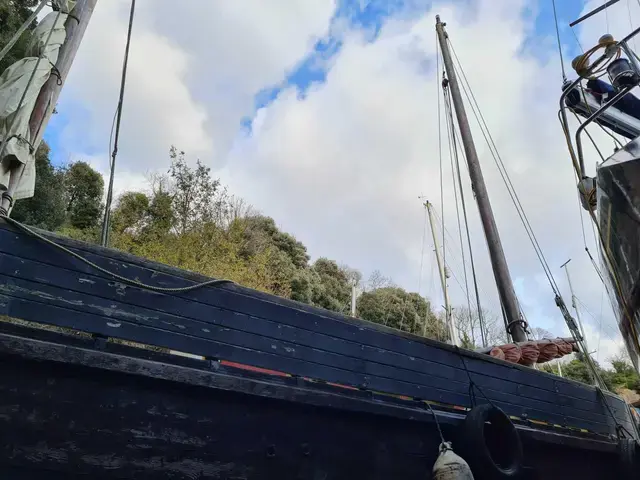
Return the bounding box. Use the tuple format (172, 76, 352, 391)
(0, 1, 75, 200)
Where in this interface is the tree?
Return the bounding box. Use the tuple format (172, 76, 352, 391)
(561, 353, 614, 390)
(609, 354, 640, 392)
(454, 306, 508, 348)
(11, 143, 66, 230)
(310, 258, 352, 313)
(357, 287, 447, 339)
(111, 191, 149, 234)
(145, 175, 175, 238)
(63, 161, 104, 229)
(366, 270, 395, 290)
(0, 0, 39, 74)
(530, 327, 554, 341)
(238, 215, 309, 269)
(168, 146, 224, 234)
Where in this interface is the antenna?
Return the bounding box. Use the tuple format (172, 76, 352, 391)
(570, 0, 622, 27)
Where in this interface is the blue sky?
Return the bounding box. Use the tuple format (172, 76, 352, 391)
(45, 0, 590, 161)
(245, 0, 588, 130)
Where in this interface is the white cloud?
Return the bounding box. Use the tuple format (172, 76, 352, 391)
(53, 0, 335, 185)
(48, 0, 633, 354)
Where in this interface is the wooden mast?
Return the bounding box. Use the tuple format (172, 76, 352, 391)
(435, 16, 527, 342)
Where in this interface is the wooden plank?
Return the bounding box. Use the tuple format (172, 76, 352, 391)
(2, 253, 626, 421)
(0, 228, 619, 410)
(0, 225, 632, 431)
(0, 290, 629, 436)
(0, 325, 625, 452)
(0, 330, 623, 479)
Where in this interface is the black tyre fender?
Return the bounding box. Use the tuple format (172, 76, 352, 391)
(459, 404, 523, 479)
(618, 438, 640, 478)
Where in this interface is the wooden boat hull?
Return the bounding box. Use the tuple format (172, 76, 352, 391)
(0, 221, 636, 478)
(0, 324, 626, 479)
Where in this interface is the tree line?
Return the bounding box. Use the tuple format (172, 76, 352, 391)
(14, 145, 457, 338)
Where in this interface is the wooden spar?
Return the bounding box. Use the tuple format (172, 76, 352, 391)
(425, 200, 457, 345)
(1, 0, 99, 215)
(435, 16, 527, 342)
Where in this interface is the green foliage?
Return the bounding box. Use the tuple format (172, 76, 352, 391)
(64, 161, 104, 229)
(237, 215, 309, 269)
(111, 192, 149, 234)
(357, 287, 447, 338)
(21, 145, 457, 344)
(168, 146, 223, 234)
(11, 143, 66, 230)
(556, 353, 640, 394)
(310, 258, 351, 313)
(610, 357, 640, 391)
(0, 0, 39, 74)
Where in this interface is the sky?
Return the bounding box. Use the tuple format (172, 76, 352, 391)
(39, 0, 640, 365)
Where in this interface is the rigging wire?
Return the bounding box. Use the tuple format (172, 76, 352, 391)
(597, 288, 605, 363)
(604, 0, 611, 33)
(575, 295, 622, 342)
(445, 99, 475, 345)
(436, 34, 446, 286)
(447, 38, 607, 384)
(442, 82, 472, 335)
(571, 27, 585, 54)
(449, 40, 561, 298)
(431, 207, 502, 316)
(627, 0, 638, 51)
(417, 201, 428, 296)
(101, 0, 137, 247)
(551, 0, 567, 81)
(442, 83, 487, 346)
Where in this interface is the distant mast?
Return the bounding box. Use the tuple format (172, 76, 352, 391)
(425, 200, 458, 345)
(435, 16, 527, 342)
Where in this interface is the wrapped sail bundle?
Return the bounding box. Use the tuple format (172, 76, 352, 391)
(483, 338, 577, 366)
(0, 1, 76, 201)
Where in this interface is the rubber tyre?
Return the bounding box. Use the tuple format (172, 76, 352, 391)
(618, 438, 640, 479)
(460, 404, 523, 479)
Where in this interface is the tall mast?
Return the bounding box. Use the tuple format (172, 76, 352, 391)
(425, 200, 458, 346)
(435, 16, 527, 342)
(1, 0, 99, 214)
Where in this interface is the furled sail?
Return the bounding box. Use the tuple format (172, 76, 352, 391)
(479, 338, 577, 366)
(0, 1, 76, 201)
